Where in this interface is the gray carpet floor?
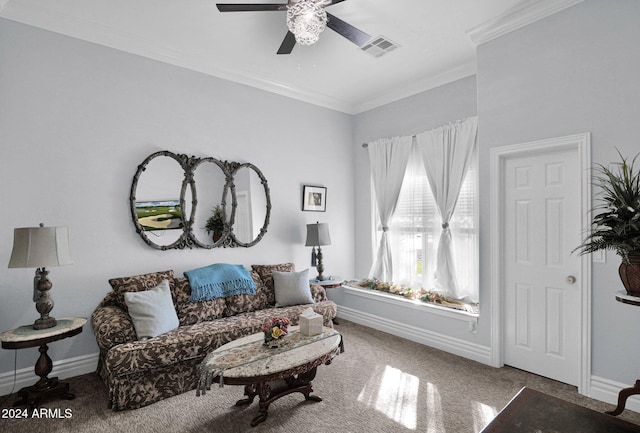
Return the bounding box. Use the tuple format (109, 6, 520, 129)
(2, 319, 639, 432)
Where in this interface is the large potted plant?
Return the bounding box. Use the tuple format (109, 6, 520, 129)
(574, 151, 640, 295)
(205, 205, 225, 242)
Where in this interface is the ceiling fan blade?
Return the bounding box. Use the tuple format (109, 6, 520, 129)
(326, 0, 347, 5)
(326, 12, 371, 47)
(216, 3, 287, 12)
(277, 31, 297, 55)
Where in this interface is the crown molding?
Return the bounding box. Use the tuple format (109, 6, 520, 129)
(466, 0, 584, 46)
(352, 61, 477, 114)
(0, 0, 479, 115)
(0, 0, 357, 113)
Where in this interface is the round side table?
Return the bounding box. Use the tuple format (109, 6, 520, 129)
(0, 317, 86, 408)
(310, 276, 344, 289)
(606, 293, 640, 416)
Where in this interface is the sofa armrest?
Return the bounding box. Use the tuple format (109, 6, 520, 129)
(310, 283, 327, 302)
(91, 304, 136, 351)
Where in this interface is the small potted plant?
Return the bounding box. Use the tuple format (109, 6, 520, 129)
(574, 151, 640, 295)
(205, 205, 225, 242)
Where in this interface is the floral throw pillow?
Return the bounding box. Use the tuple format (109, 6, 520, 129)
(251, 263, 295, 303)
(108, 270, 175, 310)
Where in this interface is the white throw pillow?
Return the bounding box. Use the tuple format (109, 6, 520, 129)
(273, 269, 315, 307)
(124, 280, 179, 340)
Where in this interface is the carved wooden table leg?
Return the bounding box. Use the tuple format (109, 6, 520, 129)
(13, 343, 75, 408)
(247, 367, 323, 427)
(606, 379, 640, 416)
(236, 384, 257, 406)
(293, 367, 322, 402)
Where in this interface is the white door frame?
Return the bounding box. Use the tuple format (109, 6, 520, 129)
(489, 133, 592, 395)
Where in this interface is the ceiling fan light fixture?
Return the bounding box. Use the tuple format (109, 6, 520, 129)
(286, 0, 327, 45)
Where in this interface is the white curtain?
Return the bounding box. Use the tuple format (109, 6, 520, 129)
(367, 136, 413, 281)
(415, 117, 478, 299)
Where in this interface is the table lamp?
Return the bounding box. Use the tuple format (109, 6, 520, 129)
(305, 222, 331, 281)
(8, 224, 73, 329)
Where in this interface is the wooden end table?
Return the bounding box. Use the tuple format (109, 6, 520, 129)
(0, 317, 86, 408)
(310, 276, 344, 289)
(605, 292, 640, 416)
(197, 326, 343, 427)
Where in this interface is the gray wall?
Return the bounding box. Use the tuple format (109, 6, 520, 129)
(2, 0, 640, 395)
(0, 19, 354, 374)
(477, 0, 640, 383)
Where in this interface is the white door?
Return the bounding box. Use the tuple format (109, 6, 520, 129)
(502, 146, 582, 386)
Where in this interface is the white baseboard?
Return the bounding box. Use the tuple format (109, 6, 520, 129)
(336, 306, 492, 365)
(0, 353, 99, 397)
(590, 375, 640, 413)
(337, 307, 640, 413)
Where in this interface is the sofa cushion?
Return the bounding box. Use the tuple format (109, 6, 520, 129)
(173, 277, 227, 326)
(223, 270, 271, 316)
(273, 269, 315, 307)
(251, 262, 295, 304)
(124, 280, 180, 340)
(104, 300, 337, 378)
(108, 270, 175, 309)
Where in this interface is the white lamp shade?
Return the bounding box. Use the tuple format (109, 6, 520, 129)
(8, 226, 73, 268)
(305, 222, 331, 247)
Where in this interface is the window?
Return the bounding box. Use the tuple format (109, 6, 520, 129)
(372, 143, 479, 302)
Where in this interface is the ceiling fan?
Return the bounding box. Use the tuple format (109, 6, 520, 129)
(216, 0, 372, 54)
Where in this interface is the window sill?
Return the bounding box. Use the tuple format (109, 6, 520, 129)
(341, 283, 479, 325)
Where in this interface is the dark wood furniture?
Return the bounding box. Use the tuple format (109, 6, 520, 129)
(197, 326, 342, 427)
(606, 291, 640, 416)
(0, 317, 86, 408)
(482, 387, 640, 432)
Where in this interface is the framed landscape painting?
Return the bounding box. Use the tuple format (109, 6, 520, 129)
(302, 185, 326, 212)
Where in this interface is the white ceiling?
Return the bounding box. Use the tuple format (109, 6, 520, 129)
(0, 0, 582, 114)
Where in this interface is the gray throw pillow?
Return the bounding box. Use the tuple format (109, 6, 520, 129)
(273, 269, 315, 307)
(124, 280, 180, 340)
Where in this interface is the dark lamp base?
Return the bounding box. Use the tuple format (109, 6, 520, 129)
(33, 317, 57, 330)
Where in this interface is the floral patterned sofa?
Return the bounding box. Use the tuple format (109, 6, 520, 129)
(91, 263, 337, 410)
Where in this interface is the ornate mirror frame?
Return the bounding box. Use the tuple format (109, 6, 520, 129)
(227, 162, 272, 248)
(129, 151, 271, 250)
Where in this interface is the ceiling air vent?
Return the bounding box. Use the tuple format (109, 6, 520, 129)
(360, 36, 399, 58)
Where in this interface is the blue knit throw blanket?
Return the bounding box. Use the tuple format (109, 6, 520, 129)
(185, 263, 256, 301)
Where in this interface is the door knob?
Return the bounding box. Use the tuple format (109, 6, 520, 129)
(566, 275, 576, 284)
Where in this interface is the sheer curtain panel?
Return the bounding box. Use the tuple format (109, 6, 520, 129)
(367, 137, 413, 281)
(415, 117, 478, 299)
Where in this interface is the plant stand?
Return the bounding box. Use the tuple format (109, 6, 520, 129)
(607, 292, 640, 416)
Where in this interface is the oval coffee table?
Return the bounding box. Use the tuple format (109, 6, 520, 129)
(197, 325, 343, 427)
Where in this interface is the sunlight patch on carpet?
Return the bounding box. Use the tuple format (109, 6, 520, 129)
(425, 382, 445, 432)
(472, 400, 498, 432)
(357, 365, 419, 429)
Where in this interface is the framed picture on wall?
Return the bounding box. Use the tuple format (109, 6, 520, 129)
(302, 185, 327, 212)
